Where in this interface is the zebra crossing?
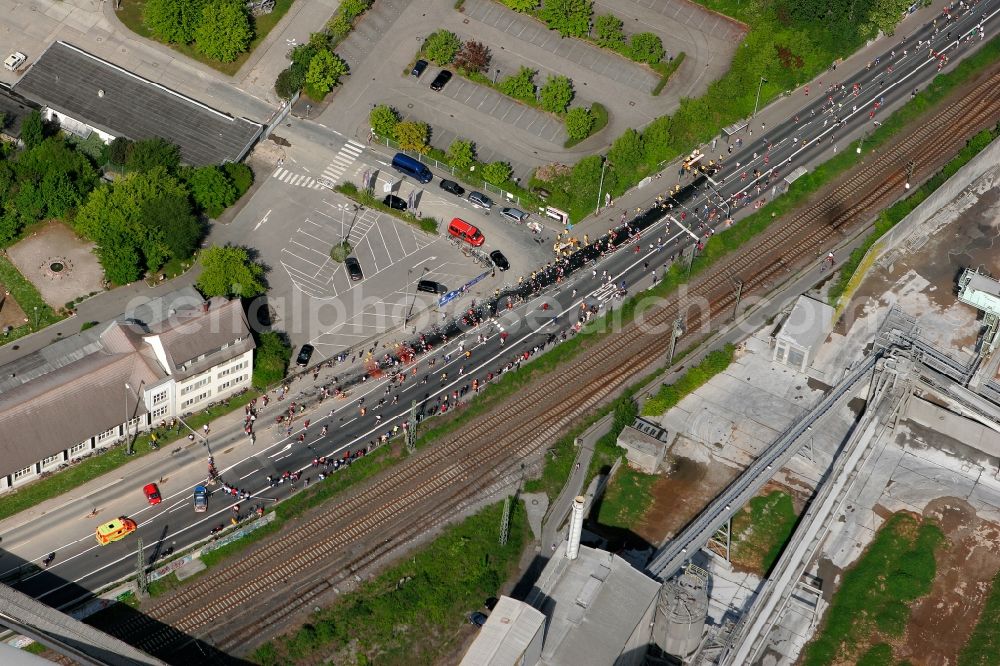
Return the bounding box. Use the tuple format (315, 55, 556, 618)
(320, 139, 365, 185)
(271, 139, 366, 190)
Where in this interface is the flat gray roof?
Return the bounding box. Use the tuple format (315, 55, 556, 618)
(13, 42, 261, 165)
(776, 295, 835, 351)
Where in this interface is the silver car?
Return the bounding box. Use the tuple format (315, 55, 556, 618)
(468, 191, 493, 211)
(500, 207, 528, 223)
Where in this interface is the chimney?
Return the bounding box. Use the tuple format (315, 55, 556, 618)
(566, 496, 585, 561)
(202, 301, 209, 313)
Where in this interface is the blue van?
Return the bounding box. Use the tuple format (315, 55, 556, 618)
(391, 153, 433, 184)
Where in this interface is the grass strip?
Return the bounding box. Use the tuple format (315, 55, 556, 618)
(115, 0, 297, 76)
(958, 568, 1000, 666)
(252, 499, 528, 666)
(0, 253, 65, 346)
(335, 182, 439, 234)
(642, 344, 735, 416)
(730, 490, 797, 574)
(651, 52, 686, 96)
(802, 513, 944, 665)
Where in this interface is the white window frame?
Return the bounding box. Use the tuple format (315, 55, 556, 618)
(13, 466, 33, 480)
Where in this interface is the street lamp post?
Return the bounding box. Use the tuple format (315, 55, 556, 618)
(493, 68, 500, 85)
(405, 267, 429, 328)
(124, 381, 144, 456)
(595, 156, 608, 216)
(752, 77, 768, 118)
(856, 130, 869, 154)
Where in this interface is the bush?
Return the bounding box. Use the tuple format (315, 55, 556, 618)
(447, 139, 476, 170)
(327, 14, 352, 40)
(455, 40, 491, 73)
(369, 105, 401, 139)
(502, 0, 537, 10)
(594, 13, 625, 49)
(274, 68, 301, 100)
(329, 241, 352, 262)
(193, 0, 253, 63)
(541, 0, 593, 38)
(305, 50, 349, 97)
(423, 30, 462, 65)
(498, 67, 537, 103)
(252, 331, 292, 389)
(184, 165, 238, 218)
(564, 106, 595, 141)
(538, 75, 575, 114)
(339, 0, 371, 21)
(629, 32, 664, 64)
(223, 162, 254, 198)
(482, 161, 513, 186)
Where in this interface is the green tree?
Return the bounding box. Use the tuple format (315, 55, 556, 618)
(274, 68, 301, 100)
(481, 161, 512, 186)
(144, 0, 205, 43)
(642, 115, 672, 164)
(0, 209, 21, 247)
(394, 120, 429, 153)
(447, 139, 476, 170)
(223, 162, 254, 197)
(594, 14, 625, 50)
(105, 137, 132, 169)
(305, 50, 349, 96)
(74, 168, 192, 283)
(194, 0, 253, 63)
(125, 138, 181, 174)
(141, 192, 202, 260)
(197, 245, 267, 298)
(569, 154, 611, 206)
(608, 128, 644, 175)
(13, 137, 99, 222)
(252, 331, 292, 389)
(538, 75, 574, 113)
(540, 0, 593, 38)
(20, 111, 44, 150)
(183, 165, 238, 217)
(629, 32, 664, 64)
(369, 105, 401, 139)
(502, 0, 537, 10)
(564, 106, 595, 140)
(498, 67, 537, 103)
(422, 30, 461, 65)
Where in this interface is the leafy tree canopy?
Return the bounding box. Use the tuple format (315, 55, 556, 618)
(423, 30, 462, 65)
(194, 0, 253, 63)
(394, 120, 429, 153)
(564, 106, 595, 140)
(540, 0, 593, 38)
(455, 40, 491, 73)
(306, 50, 349, 96)
(629, 32, 664, 64)
(369, 105, 401, 139)
(197, 245, 267, 298)
(144, 0, 205, 44)
(498, 67, 537, 103)
(481, 161, 513, 186)
(252, 330, 292, 389)
(502, 0, 537, 11)
(19, 111, 45, 150)
(447, 139, 476, 170)
(594, 14, 625, 49)
(183, 165, 238, 218)
(539, 75, 575, 114)
(125, 138, 181, 174)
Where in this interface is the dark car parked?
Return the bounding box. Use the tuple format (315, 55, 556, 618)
(345, 257, 364, 281)
(411, 59, 428, 78)
(417, 279, 448, 294)
(489, 250, 509, 272)
(430, 70, 452, 91)
(439, 179, 465, 196)
(296, 344, 314, 367)
(383, 194, 407, 210)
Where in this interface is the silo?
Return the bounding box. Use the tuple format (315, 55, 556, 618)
(653, 565, 709, 659)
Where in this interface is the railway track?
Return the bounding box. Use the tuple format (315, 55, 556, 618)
(106, 68, 1000, 663)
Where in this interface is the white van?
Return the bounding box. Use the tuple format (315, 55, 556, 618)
(4, 52, 26, 72)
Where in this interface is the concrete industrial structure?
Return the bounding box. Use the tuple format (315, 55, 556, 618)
(653, 565, 710, 659)
(617, 417, 669, 474)
(771, 295, 835, 372)
(0, 288, 254, 491)
(12, 42, 261, 165)
(463, 498, 662, 665)
(459, 596, 545, 666)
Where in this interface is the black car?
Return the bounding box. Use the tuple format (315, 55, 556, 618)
(439, 179, 465, 196)
(345, 257, 364, 281)
(383, 194, 407, 210)
(296, 344, 314, 367)
(411, 59, 428, 78)
(417, 279, 447, 294)
(430, 70, 452, 91)
(469, 612, 488, 627)
(489, 250, 509, 272)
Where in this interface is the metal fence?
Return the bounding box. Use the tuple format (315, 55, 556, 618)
(372, 135, 520, 205)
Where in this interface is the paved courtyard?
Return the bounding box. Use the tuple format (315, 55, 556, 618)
(7, 221, 104, 309)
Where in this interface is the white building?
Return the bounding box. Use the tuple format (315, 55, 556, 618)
(0, 288, 254, 491)
(772, 295, 835, 372)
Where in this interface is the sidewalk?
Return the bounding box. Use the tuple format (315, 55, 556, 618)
(540, 414, 603, 554)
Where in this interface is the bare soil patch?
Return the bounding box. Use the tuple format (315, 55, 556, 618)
(0, 285, 27, 331)
(6, 221, 104, 309)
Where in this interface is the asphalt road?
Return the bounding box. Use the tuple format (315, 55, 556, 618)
(3, 0, 998, 613)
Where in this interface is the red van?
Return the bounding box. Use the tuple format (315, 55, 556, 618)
(448, 218, 485, 246)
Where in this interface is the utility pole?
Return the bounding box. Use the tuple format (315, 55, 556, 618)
(595, 156, 608, 216)
(752, 76, 768, 118)
(405, 400, 418, 453)
(904, 160, 915, 190)
(732, 278, 744, 320)
(668, 317, 685, 366)
(499, 496, 511, 546)
(686, 244, 697, 279)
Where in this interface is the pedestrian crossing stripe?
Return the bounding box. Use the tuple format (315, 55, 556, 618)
(320, 140, 366, 183)
(271, 167, 324, 190)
